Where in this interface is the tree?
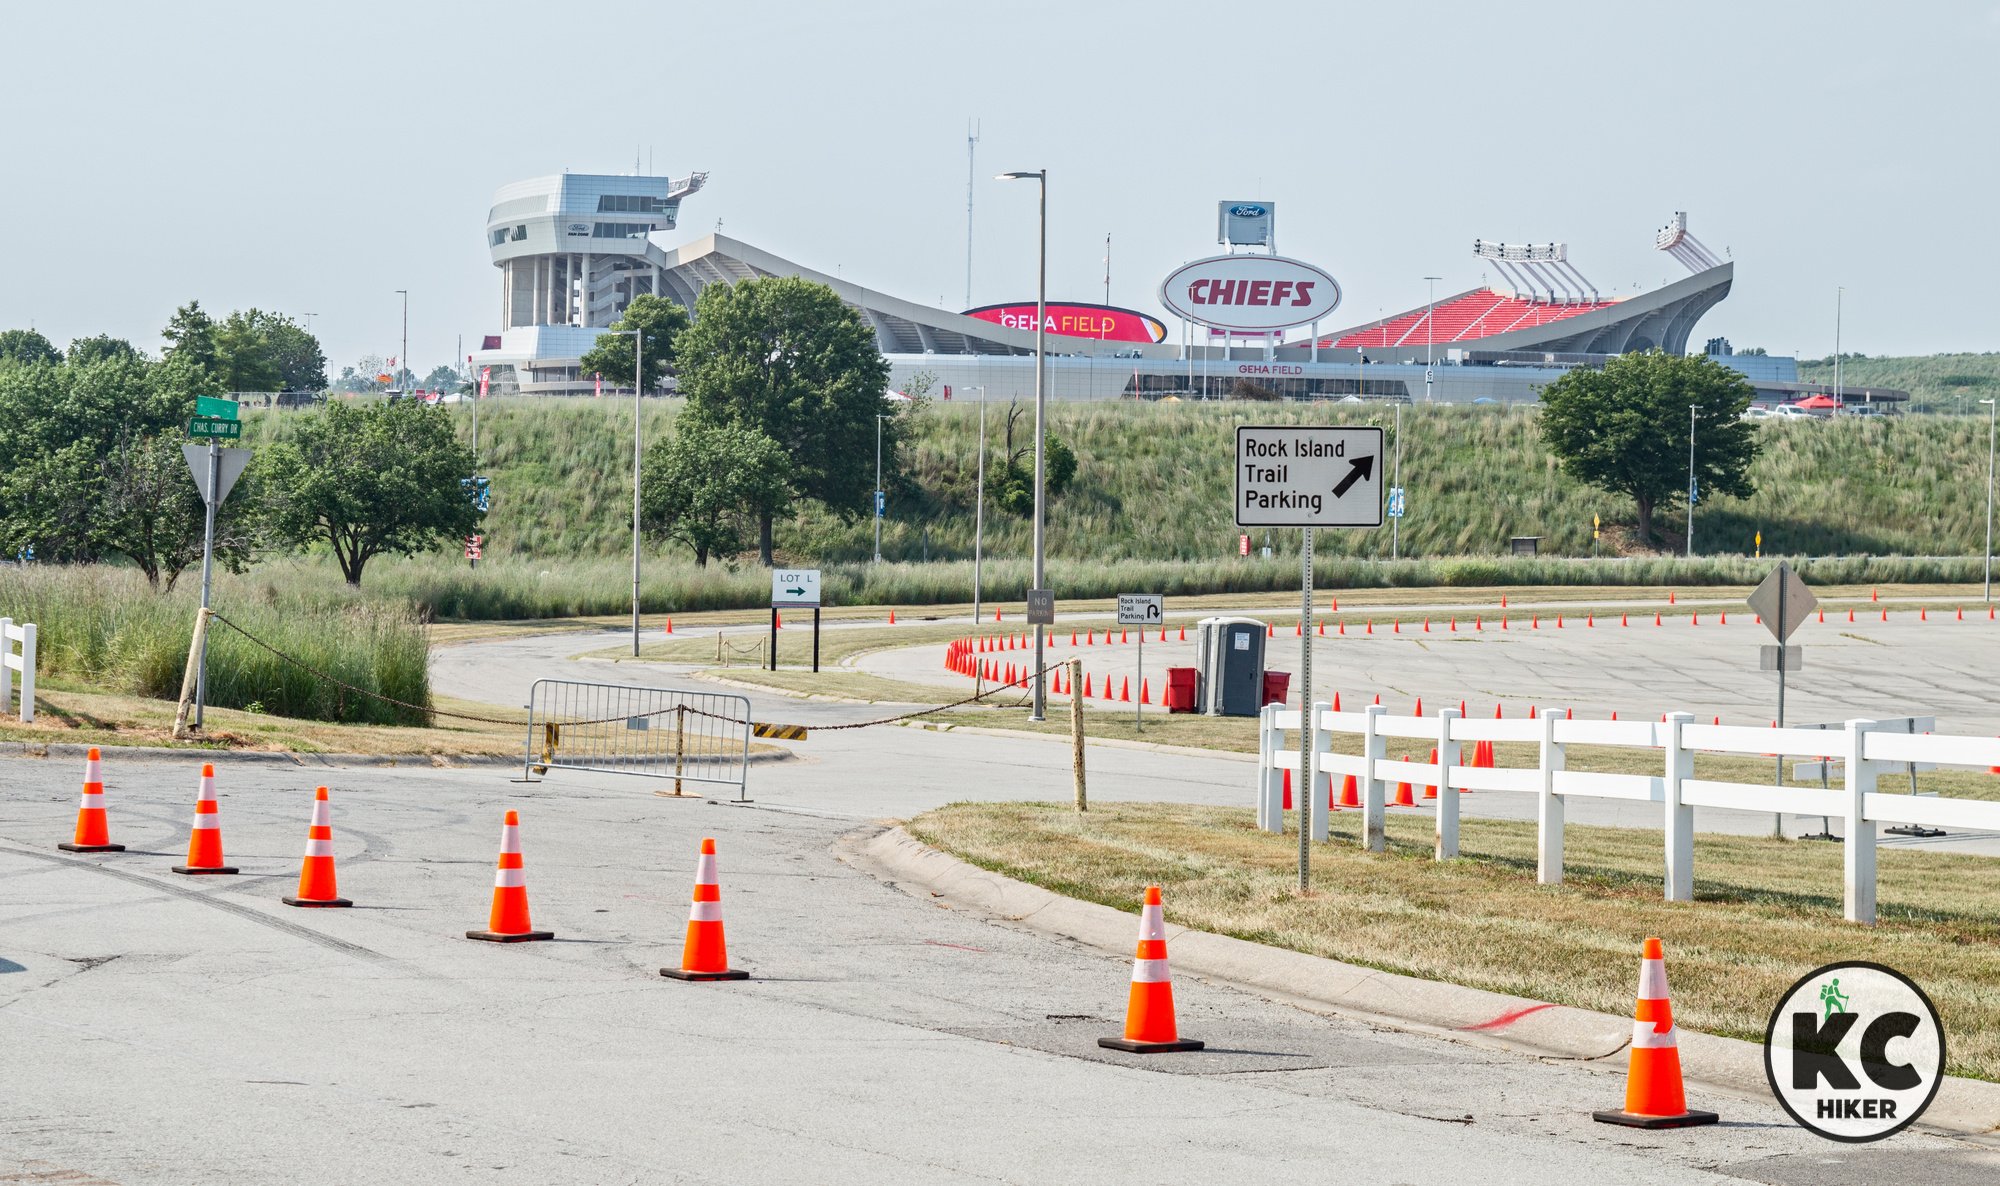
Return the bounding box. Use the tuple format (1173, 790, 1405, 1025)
(162, 301, 220, 373)
(259, 399, 480, 585)
(1537, 351, 1759, 545)
(67, 334, 139, 366)
(579, 295, 687, 392)
(990, 401, 1078, 517)
(676, 276, 891, 563)
(262, 315, 328, 391)
(97, 433, 255, 590)
(0, 329, 61, 367)
(640, 420, 790, 565)
(420, 364, 464, 393)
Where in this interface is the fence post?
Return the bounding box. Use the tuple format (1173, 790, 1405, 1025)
(0, 617, 11, 719)
(1256, 703, 1281, 833)
(1310, 700, 1332, 843)
(1069, 658, 1087, 813)
(1843, 718, 1879, 925)
(17, 622, 31, 723)
(1536, 706, 1564, 884)
(1435, 708, 1461, 860)
(1362, 704, 1386, 852)
(1663, 711, 1695, 902)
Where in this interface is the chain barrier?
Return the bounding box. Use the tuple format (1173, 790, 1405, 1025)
(205, 609, 1041, 737)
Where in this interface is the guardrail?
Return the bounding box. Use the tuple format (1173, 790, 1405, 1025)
(522, 679, 751, 801)
(0, 617, 34, 723)
(1256, 702, 2000, 925)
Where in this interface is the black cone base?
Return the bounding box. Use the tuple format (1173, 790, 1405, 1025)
(58, 843, 125, 853)
(466, 929, 553, 943)
(1592, 1108, 1719, 1129)
(283, 896, 353, 908)
(661, 967, 749, 981)
(172, 865, 239, 875)
(1098, 1036, 1205, 1054)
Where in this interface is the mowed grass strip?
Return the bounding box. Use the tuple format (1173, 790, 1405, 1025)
(909, 801, 2000, 1081)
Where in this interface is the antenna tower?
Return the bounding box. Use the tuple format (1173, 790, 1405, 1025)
(964, 120, 980, 309)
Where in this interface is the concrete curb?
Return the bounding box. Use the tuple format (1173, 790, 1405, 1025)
(841, 824, 2000, 1140)
(0, 741, 796, 770)
(896, 719, 1257, 762)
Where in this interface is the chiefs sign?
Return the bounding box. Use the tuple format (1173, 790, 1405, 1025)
(1158, 254, 1342, 333)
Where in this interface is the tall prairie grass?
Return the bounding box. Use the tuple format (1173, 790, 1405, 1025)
(239, 398, 2000, 568)
(0, 565, 430, 724)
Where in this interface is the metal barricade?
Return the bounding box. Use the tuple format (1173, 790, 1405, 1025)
(521, 679, 752, 801)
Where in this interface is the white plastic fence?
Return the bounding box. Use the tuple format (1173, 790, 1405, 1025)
(1257, 702, 2000, 925)
(0, 617, 33, 723)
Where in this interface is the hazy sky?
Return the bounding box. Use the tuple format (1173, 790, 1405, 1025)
(5, 1, 1997, 374)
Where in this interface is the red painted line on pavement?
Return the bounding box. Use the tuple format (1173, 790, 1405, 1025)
(1457, 1002, 1557, 1031)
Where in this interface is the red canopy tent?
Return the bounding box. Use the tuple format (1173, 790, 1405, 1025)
(1792, 394, 1839, 409)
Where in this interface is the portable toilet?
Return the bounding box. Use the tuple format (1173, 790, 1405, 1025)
(1195, 617, 1267, 716)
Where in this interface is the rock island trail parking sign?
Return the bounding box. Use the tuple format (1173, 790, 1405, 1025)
(1234, 426, 1385, 528)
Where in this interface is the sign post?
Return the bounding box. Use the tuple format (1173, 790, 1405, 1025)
(771, 569, 822, 673)
(178, 398, 251, 733)
(1236, 424, 1385, 891)
(1117, 594, 1164, 731)
(1747, 561, 1818, 835)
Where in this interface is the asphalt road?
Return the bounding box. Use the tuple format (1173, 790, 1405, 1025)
(4, 754, 1997, 1185)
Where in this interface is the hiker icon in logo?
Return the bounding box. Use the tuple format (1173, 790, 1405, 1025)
(1764, 961, 1944, 1143)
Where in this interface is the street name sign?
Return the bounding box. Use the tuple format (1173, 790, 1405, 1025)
(1117, 594, 1163, 627)
(1234, 425, 1384, 528)
(771, 569, 821, 609)
(1747, 562, 1816, 642)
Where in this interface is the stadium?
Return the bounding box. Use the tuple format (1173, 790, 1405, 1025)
(469, 174, 1890, 408)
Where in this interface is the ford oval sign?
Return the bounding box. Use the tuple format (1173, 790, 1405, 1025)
(1158, 254, 1342, 333)
(1228, 204, 1267, 218)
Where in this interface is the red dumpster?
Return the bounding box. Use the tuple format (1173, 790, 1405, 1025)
(1262, 670, 1291, 707)
(1165, 667, 1198, 713)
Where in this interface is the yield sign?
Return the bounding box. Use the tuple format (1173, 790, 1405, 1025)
(1746, 561, 1817, 643)
(182, 444, 254, 508)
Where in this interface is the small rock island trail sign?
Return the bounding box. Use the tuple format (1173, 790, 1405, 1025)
(1234, 424, 1388, 893)
(770, 569, 824, 673)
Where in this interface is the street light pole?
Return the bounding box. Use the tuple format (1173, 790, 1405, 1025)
(1687, 404, 1697, 559)
(874, 414, 885, 563)
(632, 328, 644, 657)
(394, 290, 408, 392)
(999, 168, 1048, 721)
(1391, 402, 1403, 560)
(1983, 398, 1996, 602)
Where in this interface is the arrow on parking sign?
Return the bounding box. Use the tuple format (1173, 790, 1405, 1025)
(1331, 455, 1375, 498)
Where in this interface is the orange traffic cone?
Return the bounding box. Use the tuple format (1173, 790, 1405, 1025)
(665, 617, 674, 634)
(172, 762, 236, 875)
(662, 837, 747, 980)
(1423, 747, 1439, 799)
(888, 610, 895, 625)
(283, 786, 350, 908)
(1593, 938, 1717, 1129)
(1393, 757, 1415, 806)
(58, 747, 123, 853)
(1098, 885, 1203, 1053)
(467, 810, 552, 941)
(1338, 774, 1360, 807)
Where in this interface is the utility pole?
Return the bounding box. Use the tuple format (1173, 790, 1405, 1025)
(631, 330, 644, 656)
(1983, 398, 1996, 602)
(1391, 401, 1403, 560)
(1834, 287, 1843, 414)
(1103, 233, 1111, 305)
(972, 387, 988, 629)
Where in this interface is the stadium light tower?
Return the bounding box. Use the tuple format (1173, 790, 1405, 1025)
(997, 168, 1048, 721)
(1423, 276, 1441, 403)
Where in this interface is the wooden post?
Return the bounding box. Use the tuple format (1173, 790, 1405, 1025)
(671, 705, 688, 797)
(172, 608, 211, 739)
(1069, 658, 1086, 812)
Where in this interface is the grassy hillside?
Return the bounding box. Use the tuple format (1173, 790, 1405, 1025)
(1797, 352, 2000, 413)
(251, 397, 1996, 567)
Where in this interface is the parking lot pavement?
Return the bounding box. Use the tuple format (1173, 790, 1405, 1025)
(3, 754, 1995, 1183)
